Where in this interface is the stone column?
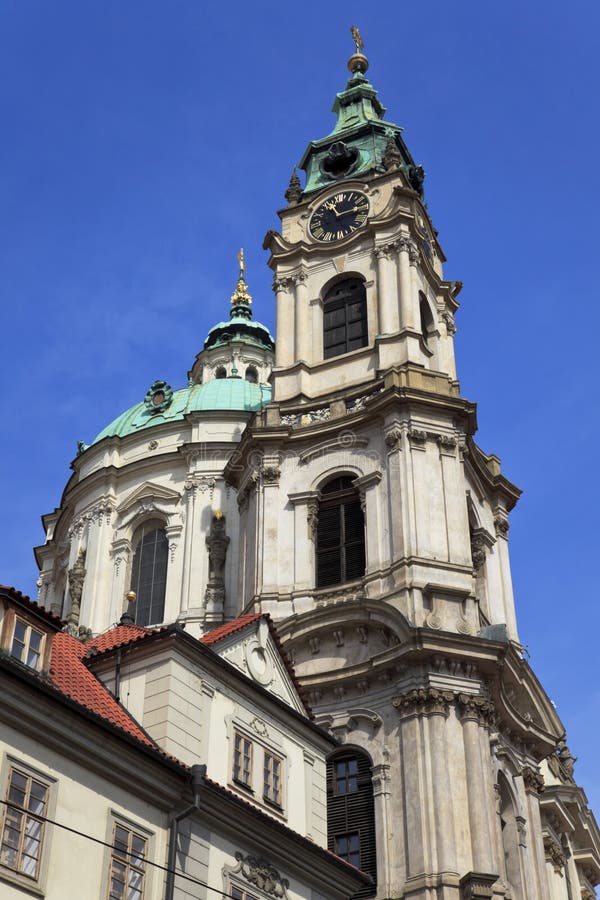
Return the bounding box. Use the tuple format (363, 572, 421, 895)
(288, 492, 319, 591)
(458, 696, 498, 876)
(375, 245, 399, 334)
(294, 271, 310, 363)
(521, 767, 550, 900)
(180, 478, 197, 617)
(397, 238, 415, 330)
(384, 426, 404, 565)
(273, 276, 294, 367)
(355, 471, 383, 575)
(392, 688, 456, 879)
(372, 751, 392, 897)
(258, 459, 281, 594)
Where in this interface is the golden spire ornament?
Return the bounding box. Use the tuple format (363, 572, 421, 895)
(348, 24, 369, 75)
(230, 247, 252, 307)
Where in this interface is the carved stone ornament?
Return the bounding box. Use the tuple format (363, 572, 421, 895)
(521, 765, 545, 795)
(437, 434, 457, 451)
(459, 872, 498, 900)
(544, 835, 566, 872)
(382, 133, 402, 170)
(261, 464, 280, 485)
(392, 687, 455, 718)
(233, 852, 290, 900)
(272, 276, 294, 294)
(442, 310, 457, 335)
(281, 407, 331, 427)
(284, 169, 302, 205)
(204, 512, 230, 609)
(457, 693, 496, 726)
(556, 738, 576, 777)
(470, 532, 487, 570)
(407, 428, 427, 446)
(307, 499, 319, 542)
(384, 426, 402, 449)
(408, 164, 426, 195)
(320, 140, 359, 179)
(494, 515, 510, 537)
(582, 889, 596, 900)
(65, 549, 87, 636)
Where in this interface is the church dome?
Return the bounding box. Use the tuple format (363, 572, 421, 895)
(91, 377, 271, 445)
(203, 314, 274, 352)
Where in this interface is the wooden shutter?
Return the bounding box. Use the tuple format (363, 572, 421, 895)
(327, 753, 377, 898)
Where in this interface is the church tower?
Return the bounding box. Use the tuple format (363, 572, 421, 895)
(227, 33, 600, 900)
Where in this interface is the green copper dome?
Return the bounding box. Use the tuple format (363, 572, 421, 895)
(92, 378, 271, 445)
(203, 314, 274, 352)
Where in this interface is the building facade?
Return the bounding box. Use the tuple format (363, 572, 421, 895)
(22, 36, 600, 900)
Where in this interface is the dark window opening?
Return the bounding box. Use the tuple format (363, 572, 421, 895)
(245, 366, 258, 383)
(130, 523, 168, 626)
(323, 279, 368, 360)
(327, 752, 376, 897)
(419, 292, 433, 346)
(215, 367, 227, 379)
(316, 476, 365, 589)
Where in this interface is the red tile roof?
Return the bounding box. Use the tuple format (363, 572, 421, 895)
(49, 632, 155, 747)
(0, 585, 63, 629)
(200, 613, 263, 645)
(85, 623, 152, 656)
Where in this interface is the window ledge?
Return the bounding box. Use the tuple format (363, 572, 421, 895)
(232, 778, 254, 795)
(0, 867, 45, 897)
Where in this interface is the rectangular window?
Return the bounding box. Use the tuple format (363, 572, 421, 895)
(233, 732, 253, 788)
(231, 886, 259, 900)
(334, 758, 358, 795)
(263, 752, 282, 807)
(10, 619, 45, 670)
(108, 822, 147, 900)
(335, 831, 360, 868)
(0, 767, 48, 880)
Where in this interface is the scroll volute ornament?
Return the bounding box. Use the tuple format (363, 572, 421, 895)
(521, 765, 545, 795)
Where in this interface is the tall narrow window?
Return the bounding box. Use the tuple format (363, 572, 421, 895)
(419, 292, 433, 346)
(323, 279, 368, 359)
(327, 752, 376, 896)
(108, 822, 147, 900)
(130, 521, 168, 627)
(263, 751, 282, 807)
(0, 767, 48, 880)
(316, 476, 365, 588)
(233, 732, 253, 789)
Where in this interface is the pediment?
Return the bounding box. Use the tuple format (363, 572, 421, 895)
(210, 618, 307, 716)
(117, 482, 181, 515)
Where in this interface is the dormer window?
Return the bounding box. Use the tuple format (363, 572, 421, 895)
(10, 619, 45, 671)
(215, 367, 227, 379)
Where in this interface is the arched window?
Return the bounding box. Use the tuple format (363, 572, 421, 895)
(327, 751, 376, 897)
(419, 291, 434, 346)
(323, 279, 368, 359)
(245, 366, 258, 383)
(215, 366, 227, 379)
(130, 520, 168, 626)
(316, 476, 365, 588)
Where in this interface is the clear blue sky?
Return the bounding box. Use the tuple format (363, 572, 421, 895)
(1, 2, 598, 811)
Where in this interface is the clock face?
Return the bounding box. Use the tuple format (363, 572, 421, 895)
(309, 191, 369, 242)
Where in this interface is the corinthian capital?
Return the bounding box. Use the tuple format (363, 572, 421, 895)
(392, 687, 455, 717)
(272, 276, 294, 294)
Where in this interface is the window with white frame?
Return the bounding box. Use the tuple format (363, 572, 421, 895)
(231, 729, 286, 814)
(263, 751, 282, 807)
(231, 886, 260, 900)
(233, 732, 253, 789)
(10, 618, 45, 671)
(108, 821, 147, 900)
(0, 767, 49, 880)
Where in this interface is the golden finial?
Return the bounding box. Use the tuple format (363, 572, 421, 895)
(351, 25, 364, 54)
(214, 509, 224, 519)
(230, 247, 252, 307)
(348, 25, 369, 75)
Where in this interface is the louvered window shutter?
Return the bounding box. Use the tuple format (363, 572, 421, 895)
(327, 753, 377, 898)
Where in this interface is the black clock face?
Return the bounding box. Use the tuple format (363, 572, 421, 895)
(309, 191, 369, 242)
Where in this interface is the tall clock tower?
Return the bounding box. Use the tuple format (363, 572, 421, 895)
(227, 36, 598, 900)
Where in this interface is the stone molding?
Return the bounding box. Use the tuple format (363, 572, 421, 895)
(457, 693, 496, 726)
(442, 310, 457, 335)
(522, 765, 545, 795)
(68, 499, 115, 536)
(384, 425, 402, 449)
(392, 687, 455, 717)
(493, 515, 510, 538)
(459, 872, 498, 900)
